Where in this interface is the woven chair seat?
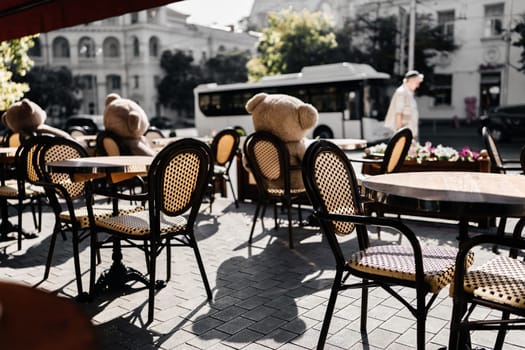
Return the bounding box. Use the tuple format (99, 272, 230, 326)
(0, 181, 45, 198)
(463, 255, 525, 309)
(349, 245, 474, 293)
(94, 208, 187, 237)
(59, 205, 144, 229)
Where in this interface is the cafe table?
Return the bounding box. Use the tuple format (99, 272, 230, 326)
(362, 171, 525, 241)
(46, 155, 155, 293)
(0, 280, 97, 350)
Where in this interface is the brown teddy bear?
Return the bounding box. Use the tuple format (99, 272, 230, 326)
(1, 98, 72, 139)
(103, 93, 155, 156)
(245, 92, 318, 189)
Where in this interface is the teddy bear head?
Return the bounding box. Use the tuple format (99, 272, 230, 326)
(245, 93, 318, 142)
(1, 98, 47, 132)
(103, 93, 149, 139)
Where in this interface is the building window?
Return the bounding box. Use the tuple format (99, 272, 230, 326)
(133, 75, 140, 89)
(78, 37, 96, 58)
(103, 37, 120, 58)
(28, 37, 42, 57)
(149, 36, 159, 57)
(131, 12, 139, 24)
(147, 9, 158, 22)
(52, 36, 70, 58)
(484, 3, 504, 37)
(132, 37, 140, 57)
(437, 10, 455, 41)
(431, 74, 452, 106)
(106, 75, 121, 91)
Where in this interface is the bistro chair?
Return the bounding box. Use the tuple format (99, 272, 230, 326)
(482, 126, 522, 252)
(354, 128, 413, 239)
(96, 130, 130, 156)
(355, 127, 413, 175)
(36, 136, 142, 299)
(208, 127, 240, 212)
(87, 138, 213, 323)
(243, 131, 308, 249)
(449, 221, 525, 350)
(0, 136, 45, 250)
(302, 139, 472, 350)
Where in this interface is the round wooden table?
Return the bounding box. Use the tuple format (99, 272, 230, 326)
(0, 281, 96, 350)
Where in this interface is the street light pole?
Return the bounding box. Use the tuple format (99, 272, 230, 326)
(408, 0, 416, 71)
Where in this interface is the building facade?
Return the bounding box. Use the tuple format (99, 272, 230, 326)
(29, 6, 258, 124)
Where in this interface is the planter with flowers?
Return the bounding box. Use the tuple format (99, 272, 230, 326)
(361, 141, 490, 175)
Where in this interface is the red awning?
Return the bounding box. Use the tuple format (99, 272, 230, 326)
(0, 0, 181, 42)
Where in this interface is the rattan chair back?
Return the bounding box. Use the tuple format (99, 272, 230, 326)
(37, 137, 88, 199)
(381, 127, 412, 174)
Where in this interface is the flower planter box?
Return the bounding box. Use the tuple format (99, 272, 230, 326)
(361, 150, 491, 175)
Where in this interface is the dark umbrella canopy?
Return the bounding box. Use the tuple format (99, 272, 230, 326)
(0, 0, 181, 42)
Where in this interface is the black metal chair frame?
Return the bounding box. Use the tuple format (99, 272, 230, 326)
(243, 131, 307, 249)
(87, 138, 213, 323)
(302, 139, 463, 350)
(35, 136, 95, 299)
(449, 222, 525, 350)
(209, 128, 240, 212)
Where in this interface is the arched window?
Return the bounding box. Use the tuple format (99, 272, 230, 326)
(78, 37, 96, 58)
(52, 36, 70, 58)
(103, 37, 120, 58)
(28, 37, 42, 57)
(132, 36, 140, 57)
(149, 36, 159, 57)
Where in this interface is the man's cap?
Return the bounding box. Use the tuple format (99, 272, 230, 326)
(404, 70, 424, 81)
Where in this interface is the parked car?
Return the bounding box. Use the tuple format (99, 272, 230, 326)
(63, 115, 104, 135)
(479, 104, 525, 142)
(149, 116, 176, 130)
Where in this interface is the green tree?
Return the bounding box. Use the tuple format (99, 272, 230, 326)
(204, 50, 250, 84)
(157, 50, 204, 120)
(247, 9, 337, 81)
(21, 65, 82, 119)
(512, 13, 525, 72)
(0, 36, 35, 111)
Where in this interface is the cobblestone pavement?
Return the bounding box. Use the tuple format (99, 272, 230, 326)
(1, 197, 524, 350)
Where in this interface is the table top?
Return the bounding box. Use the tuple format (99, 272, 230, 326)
(46, 155, 154, 174)
(362, 171, 525, 218)
(0, 281, 96, 350)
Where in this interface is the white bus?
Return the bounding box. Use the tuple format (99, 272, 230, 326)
(194, 62, 395, 142)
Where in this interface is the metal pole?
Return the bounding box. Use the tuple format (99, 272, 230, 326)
(408, 0, 416, 70)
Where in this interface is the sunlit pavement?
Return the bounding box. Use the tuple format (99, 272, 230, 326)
(1, 197, 524, 350)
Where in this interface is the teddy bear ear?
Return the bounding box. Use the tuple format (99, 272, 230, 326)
(127, 111, 141, 134)
(105, 93, 120, 106)
(297, 104, 319, 130)
(245, 93, 267, 113)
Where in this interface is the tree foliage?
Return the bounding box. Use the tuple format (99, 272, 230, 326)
(0, 36, 35, 111)
(204, 50, 250, 84)
(21, 65, 82, 118)
(157, 50, 204, 119)
(247, 9, 337, 81)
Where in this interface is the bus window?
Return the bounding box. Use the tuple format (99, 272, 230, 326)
(368, 81, 390, 121)
(308, 86, 339, 112)
(345, 91, 360, 120)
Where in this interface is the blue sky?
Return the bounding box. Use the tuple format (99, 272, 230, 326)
(169, 0, 255, 27)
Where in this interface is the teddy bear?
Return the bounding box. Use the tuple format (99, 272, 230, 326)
(1, 98, 72, 140)
(245, 92, 318, 189)
(103, 93, 155, 156)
